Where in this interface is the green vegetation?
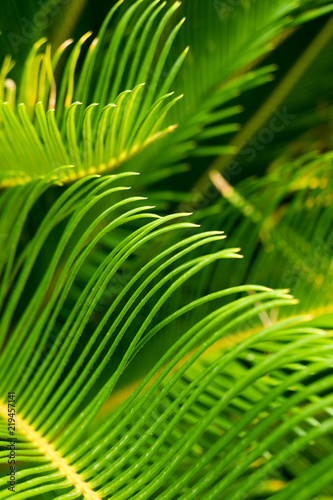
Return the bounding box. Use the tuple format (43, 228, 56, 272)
(0, 1, 332, 498)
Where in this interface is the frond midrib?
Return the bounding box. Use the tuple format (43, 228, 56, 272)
(0, 403, 101, 500)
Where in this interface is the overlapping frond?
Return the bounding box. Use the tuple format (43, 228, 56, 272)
(189, 146, 333, 329)
(2, 1, 333, 190)
(0, 174, 332, 500)
(0, 1, 332, 499)
(0, 0, 186, 186)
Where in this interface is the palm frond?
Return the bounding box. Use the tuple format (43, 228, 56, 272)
(0, 0, 186, 186)
(1, 2, 333, 499)
(191, 146, 333, 329)
(0, 173, 332, 500)
(123, 0, 333, 193)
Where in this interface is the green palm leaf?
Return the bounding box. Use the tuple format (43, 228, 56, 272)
(0, 174, 332, 499)
(0, 0, 186, 186)
(1, 2, 333, 499)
